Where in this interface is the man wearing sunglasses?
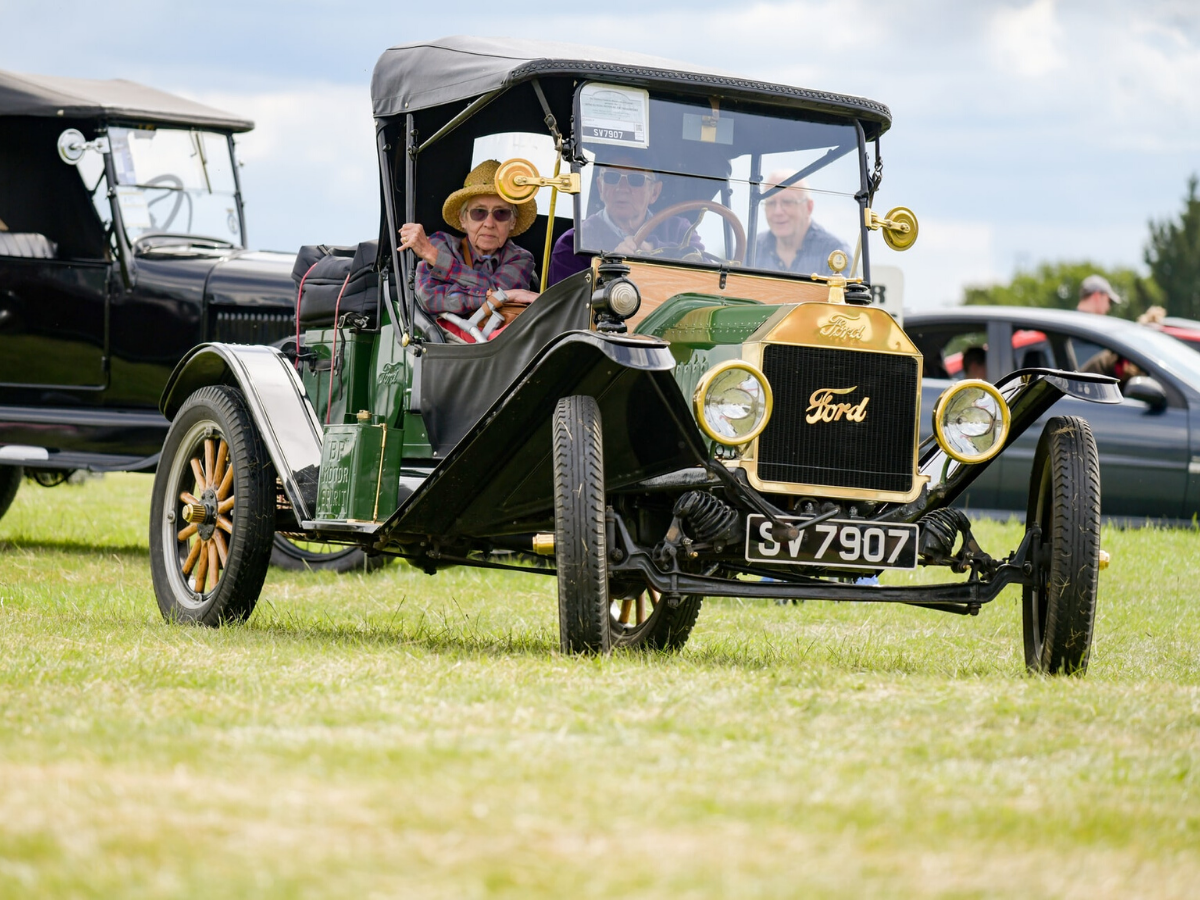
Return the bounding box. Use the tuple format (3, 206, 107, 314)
(548, 153, 703, 284)
(399, 159, 539, 316)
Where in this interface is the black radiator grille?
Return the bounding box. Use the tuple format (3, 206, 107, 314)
(758, 344, 918, 493)
(212, 309, 295, 346)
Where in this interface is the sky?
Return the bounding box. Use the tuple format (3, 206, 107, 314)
(4, 0, 1199, 308)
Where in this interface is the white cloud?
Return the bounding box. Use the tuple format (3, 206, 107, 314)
(989, 0, 1067, 79)
(875, 218, 999, 310)
(186, 85, 379, 251)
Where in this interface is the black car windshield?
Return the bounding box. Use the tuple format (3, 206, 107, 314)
(573, 84, 862, 278)
(106, 127, 242, 246)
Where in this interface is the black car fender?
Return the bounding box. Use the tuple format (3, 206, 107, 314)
(382, 330, 704, 540)
(160, 343, 323, 521)
(911, 367, 1120, 517)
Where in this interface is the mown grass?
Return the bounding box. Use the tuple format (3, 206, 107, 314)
(0, 473, 1197, 898)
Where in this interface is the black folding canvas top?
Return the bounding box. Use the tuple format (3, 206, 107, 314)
(0, 69, 253, 131)
(370, 36, 891, 136)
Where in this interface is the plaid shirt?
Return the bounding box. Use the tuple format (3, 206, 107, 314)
(416, 231, 536, 315)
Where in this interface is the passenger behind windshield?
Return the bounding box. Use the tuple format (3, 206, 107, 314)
(548, 154, 703, 284)
(756, 172, 849, 276)
(398, 159, 539, 316)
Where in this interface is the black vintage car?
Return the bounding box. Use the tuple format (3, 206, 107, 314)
(0, 70, 377, 570)
(149, 37, 1122, 673)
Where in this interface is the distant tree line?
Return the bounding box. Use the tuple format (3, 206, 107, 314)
(964, 175, 1200, 321)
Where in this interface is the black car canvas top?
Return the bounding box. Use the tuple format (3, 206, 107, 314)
(371, 36, 891, 136)
(0, 69, 253, 132)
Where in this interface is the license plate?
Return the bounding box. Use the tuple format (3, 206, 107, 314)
(744, 515, 919, 570)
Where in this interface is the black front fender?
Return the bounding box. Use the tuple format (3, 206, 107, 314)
(383, 330, 705, 539)
(910, 367, 1120, 517)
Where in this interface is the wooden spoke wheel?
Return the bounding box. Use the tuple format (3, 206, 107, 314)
(149, 386, 274, 626)
(173, 433, 235, 597)
(609, 583, 703, 652)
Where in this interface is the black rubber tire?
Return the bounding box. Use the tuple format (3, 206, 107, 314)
(609, 588, 703, 651)
(1023, 415, 1102, 675)
(552, 395, 611, 654)
(0, 465, 21, 522)
(149, 386, 275, 626)
(270, 535, 390, 574)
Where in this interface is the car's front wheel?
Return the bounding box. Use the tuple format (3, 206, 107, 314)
(1023, 415, 1102, 675)
(552, 395, 611, 654)
(149, 386, 275, 626)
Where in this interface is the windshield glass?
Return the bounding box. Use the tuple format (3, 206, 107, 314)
(1114, 322, 1200, 387)
(108, 127, 242, 246)
(573, 84, 863, 278)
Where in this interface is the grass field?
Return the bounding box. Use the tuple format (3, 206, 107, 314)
(1, 473, 1198, 898)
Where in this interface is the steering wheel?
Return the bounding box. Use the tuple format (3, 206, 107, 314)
(144, 174, 190, 232)
(631, 200, 747, 264)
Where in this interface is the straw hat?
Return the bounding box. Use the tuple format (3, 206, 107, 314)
(442, 159, 537, 237)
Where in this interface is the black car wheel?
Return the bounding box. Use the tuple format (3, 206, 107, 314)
(0, 465, 21, 522)
(609, 586, 703, 651)
(270, 535, 390, 574)
(1023, 415, 1102, 675)
(149, 386, 274, 626)
(552, 395, 611, 654)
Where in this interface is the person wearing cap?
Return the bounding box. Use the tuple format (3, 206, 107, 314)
(1072, 274, 1145, 383)
(398, 159, 538, 316)
(548, 153, 703, 284)
(1077, 273, 1122, 315)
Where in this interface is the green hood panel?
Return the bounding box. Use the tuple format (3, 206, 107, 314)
(635, 294, 782, 348)
(636, 294, 787, 430)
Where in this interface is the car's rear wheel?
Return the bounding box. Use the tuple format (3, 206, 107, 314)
(1023, 415, 1101, 675)
(552, 395, 610, 654)
(609, 585, 702, 651)
(0, 465, 22, 523)
(149, 386, 274, 626)
(270, 535, 389, 573)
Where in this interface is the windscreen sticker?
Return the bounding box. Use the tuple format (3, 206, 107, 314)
(579, 83, 649, 148)
(108, 129, 138, 186)
(115, 186, 151, 230)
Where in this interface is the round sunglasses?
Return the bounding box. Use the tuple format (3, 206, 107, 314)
(465, 206, 515, 223)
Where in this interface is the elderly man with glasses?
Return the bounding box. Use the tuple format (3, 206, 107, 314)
(548, 153, 703, 284)
(756, 171, 849, 276)
(398, 159, 539, 316)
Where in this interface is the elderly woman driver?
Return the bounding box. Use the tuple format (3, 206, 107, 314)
(398, 159, 539, 318)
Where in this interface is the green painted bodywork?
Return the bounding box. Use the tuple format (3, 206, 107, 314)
(300, 302, 425, 522)
(315, 420, 401, 521)
(300, 291, 787, 525)
(635, 293, 785, 408)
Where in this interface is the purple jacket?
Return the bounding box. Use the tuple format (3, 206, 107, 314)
(548, 211, 704, 285)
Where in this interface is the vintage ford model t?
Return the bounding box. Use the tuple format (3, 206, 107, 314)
(149, 38, 1120, 673)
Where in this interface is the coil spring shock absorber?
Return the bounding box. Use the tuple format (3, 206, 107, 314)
(674, 491, 740, 545)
